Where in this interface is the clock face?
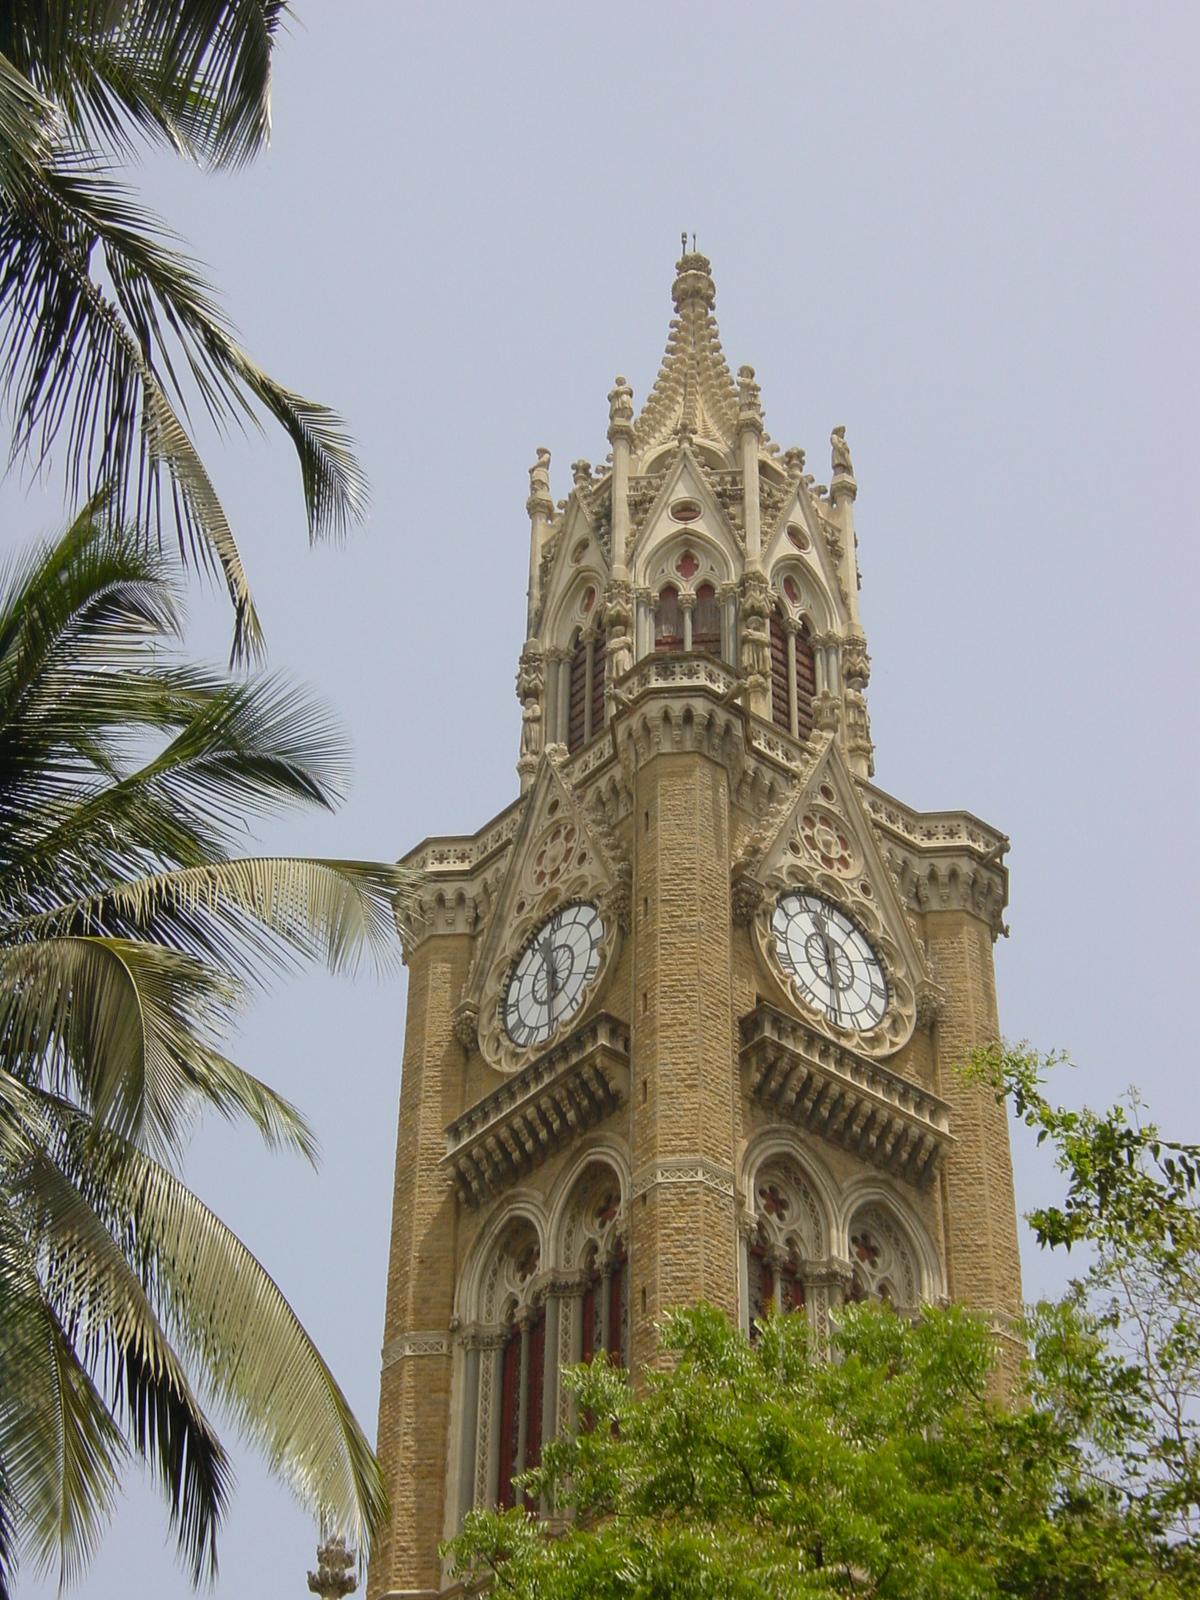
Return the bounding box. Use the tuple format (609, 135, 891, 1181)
(503, 903, 604, 1048)
(771, 892, 888, 1031)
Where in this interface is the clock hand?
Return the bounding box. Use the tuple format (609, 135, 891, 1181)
(814, 911, 842, 1022)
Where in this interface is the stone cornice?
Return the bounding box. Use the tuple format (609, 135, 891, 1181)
(740, 1002, 953, 1188)
(443, 1013, 630, 1207)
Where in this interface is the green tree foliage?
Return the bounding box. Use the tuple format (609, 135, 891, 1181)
(0, 3, 369, 662)
(446, 1051, 1199, 1598)
(977, 1044, 1200, 1557)
(0, 513, 416, 1596)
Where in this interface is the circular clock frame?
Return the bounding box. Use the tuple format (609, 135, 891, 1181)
(770, 891, 888, 1032)
(502, 901, 605, 1050)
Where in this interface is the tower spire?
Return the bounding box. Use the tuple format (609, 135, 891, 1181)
(632, 246, 742, 458)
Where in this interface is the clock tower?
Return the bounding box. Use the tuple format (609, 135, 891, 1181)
(368, 248, 1021, 1599)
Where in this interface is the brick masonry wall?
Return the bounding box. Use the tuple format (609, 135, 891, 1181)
(368, 934, 471, 1600)
(630, 751, 738, 1374)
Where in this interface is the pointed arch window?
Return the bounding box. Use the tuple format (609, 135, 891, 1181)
(495, 1307, 546, 1509)
(692, 583, 721, 656)
(567, 625, 607, 753)
(770, 608, 817, 742)
(567, 631, 588, 752)
(654, 585, 682, 651)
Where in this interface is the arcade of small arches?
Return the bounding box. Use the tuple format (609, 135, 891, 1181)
(542, 547, 841, 757)
(448, 1140, 940, 1525)
(452, 1153, 630, 1523)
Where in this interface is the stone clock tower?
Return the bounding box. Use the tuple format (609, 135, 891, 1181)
(368, 248, 1021, 1600)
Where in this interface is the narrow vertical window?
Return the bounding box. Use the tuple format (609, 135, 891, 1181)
(567, 631, 587, 751)
(769, 609, 790, 730)
(654, 585, 683, 651)
(607, 1244, 628, 1367)
(692, 583, 721, 656)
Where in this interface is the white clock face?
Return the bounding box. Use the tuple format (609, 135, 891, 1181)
(503, 903, 604, 1049)
(771, 892, 888, 1031)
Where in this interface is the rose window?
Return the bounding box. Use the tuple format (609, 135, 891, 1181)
(533, 823, 576, 887)
(800, 810, 856, 875)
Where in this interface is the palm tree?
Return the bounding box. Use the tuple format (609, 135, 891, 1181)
(0, 3, 368, 664)
(0, 509, 415, 1596)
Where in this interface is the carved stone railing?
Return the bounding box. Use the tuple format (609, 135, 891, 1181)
(617, 652, 741, 702)
(739, 1003, 953, 1187)
(444, 1013, 630, 1207)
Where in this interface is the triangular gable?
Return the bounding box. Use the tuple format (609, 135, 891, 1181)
(465, 748, 627, 1074)
(632, 445, 742, 584)
(538, 494, 610, 644)
(742, 734, 930, 1056)
(762, 482, 850, 633)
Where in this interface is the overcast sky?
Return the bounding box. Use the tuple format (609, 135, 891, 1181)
(10, 4, 1199, 1596)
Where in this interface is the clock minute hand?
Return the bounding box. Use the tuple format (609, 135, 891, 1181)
(814, 911, 842, 1022)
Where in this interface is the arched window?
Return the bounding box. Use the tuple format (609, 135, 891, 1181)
(567, 626, 607, 753)
(846, 1204, 920, 1310)
(692, 583, 721, 656)
(654, 585, 682, 651)
(567, 631, 587, 751)
(591, 623, 606, 737)
(495, 1305, 546, 1508)
(770, 608, 818, 741)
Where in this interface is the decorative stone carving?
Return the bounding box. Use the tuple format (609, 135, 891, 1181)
(731, 871, 768, 928)
(603, 574, 635, 691)
(452, 1000, 479, 1053)
(739, 735, 926, 1058)
(515, 640, 545, 792)
(812, 690, 841, 735)
(739, 567, 772, 717)
(308, 1537, 356, 1600)
(830, 424, 854, 480)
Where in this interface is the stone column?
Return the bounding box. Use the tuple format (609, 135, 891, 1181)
(515, 1314, 533, 1477)
(558, 655, 571, 746)
(455, 1339, 481, 1531)
(628, 731, 738, 1377)
(368, 919, 471, 1600)
(924, 906, 1024, 1390)
(604, 377, 636, 698)
(784, 621, 799, 738)
(540, 1289, 561, 1448)
(526, 448, 554, 637)
(679, 590, 695, 654)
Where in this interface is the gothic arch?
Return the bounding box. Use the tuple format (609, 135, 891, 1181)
(456, 1196, 548, 1326)
(638, 527, 736, 598)
(768, 558, 835, 638)
(544, 570, 607, 656)
(546, 1138, 630, 1268)
(838, 1184, 942, 1308)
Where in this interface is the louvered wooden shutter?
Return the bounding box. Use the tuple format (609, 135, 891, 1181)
(591, 624, 606, 734)
(567, 632, 587, 751)
(692, 584, 721, 656)
(795, 622, 816, 741)
(770, 611, 790, 730)
(655, 586, 682, 650)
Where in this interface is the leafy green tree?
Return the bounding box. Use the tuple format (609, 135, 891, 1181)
(446, 1051, 1200, 1598)
(0, 512, 414, 1596)
(976, 1044, 1200, 1558)
(0, 3, 367, 662)
(449, 1303, 1185, 1599)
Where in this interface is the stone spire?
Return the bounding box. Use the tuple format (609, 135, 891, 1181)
(632, 239, 742, 457)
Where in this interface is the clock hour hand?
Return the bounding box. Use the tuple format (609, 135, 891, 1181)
(814, 911, 842, 1022)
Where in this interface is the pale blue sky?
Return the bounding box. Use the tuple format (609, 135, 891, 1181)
(10, 3, 1199, 1595)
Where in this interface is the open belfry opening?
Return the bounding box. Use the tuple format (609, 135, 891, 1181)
(369, 248, 1021, 1599)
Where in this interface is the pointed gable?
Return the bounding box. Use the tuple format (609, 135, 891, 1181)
(465, 748, 628, 1074)
(739, 734, 931, 1056)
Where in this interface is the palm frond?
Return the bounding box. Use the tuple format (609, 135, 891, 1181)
(0, 1, 286, 170)
(0, 1213, 125, 1589)
(0, 936, 328, 1161)
(43, 1118, 388, 1555)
